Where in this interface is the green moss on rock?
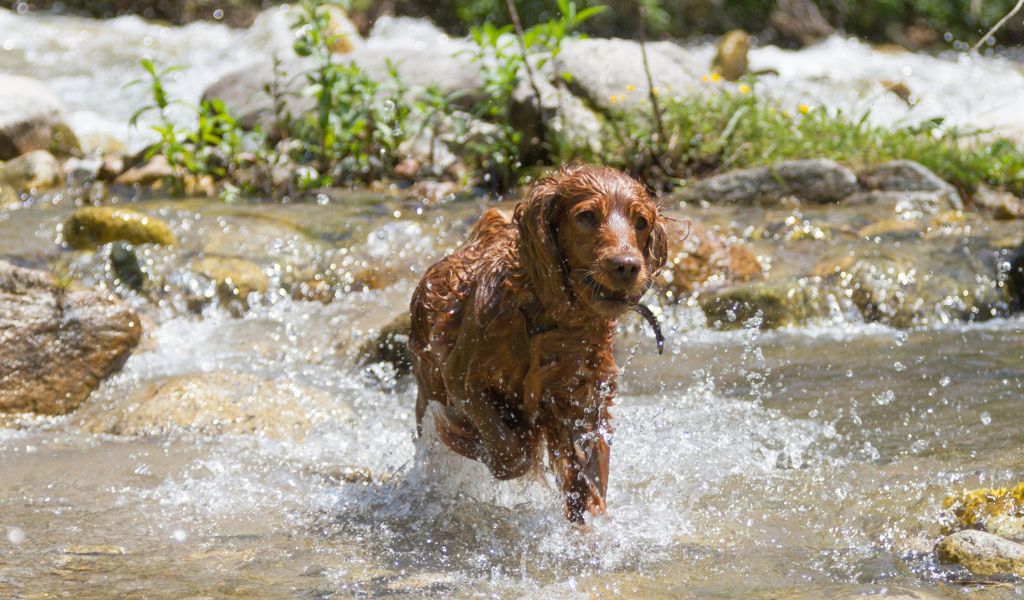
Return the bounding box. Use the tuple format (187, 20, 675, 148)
(63, 206, 177, 249)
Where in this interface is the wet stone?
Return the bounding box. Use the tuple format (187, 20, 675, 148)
(0, 150, 64, 192)
(63, 206, 177, 249)
(859, 160, 962, 209)
(679, 159, 859, 205)
(935, 529, 1024, 577)
(0, 261, 142, 415)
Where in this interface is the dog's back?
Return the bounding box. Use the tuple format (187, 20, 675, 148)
(409, 208, 516, 432)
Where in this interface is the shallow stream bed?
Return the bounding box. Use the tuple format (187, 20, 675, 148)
(2, 194, 1023, 598)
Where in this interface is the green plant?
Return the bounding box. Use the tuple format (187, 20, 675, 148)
(128, 58, 191, 190)
(594, 83, 1024, 195)
(463, 0, 604, 189)
(291, 0, 411, 186)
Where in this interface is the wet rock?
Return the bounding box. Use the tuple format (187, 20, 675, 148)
(1009, 243, 1024, 311)
(679, 159, 859, 205)
(0, 182, 18, 208)
(109, 242, 145, 292)
(554, 38, 703, 113)
(711, 30, 749, 81)
(63, 156, 103, 185)
(0, 74, 81, 160)
(859, 160, 962, 209)
(72, 371, 339, 440)
(0, 150, 64, 191)
(944, 483, 1024, 541)
(113, 154, 174, 187)
(64, 545, 125, 556)
(356, 312, 412, 375)
(974, 186, 1024, 220)
(658, 220, 762, 299)
(0, 261, 142, 415)
(699, 277, 835, 330)
(857, 218, 922, 238)
(63, 206, 177, 249)
(195, 256, 269, 299)
(769, 0, 835, 46)
(98, 154, 126, 181)
(936, 530, 1024, 577)
(816, 245, 1006, 328)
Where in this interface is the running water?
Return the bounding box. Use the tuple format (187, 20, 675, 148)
(2, 7, 1024, 598)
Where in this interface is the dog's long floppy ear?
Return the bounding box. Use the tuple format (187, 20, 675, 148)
(515, 173, 572, 310)
(645, 207, 669, 279)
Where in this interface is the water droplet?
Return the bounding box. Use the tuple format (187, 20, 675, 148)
(171, 528, 188, 543)
(893, 361, 905, 372)
(874, 390, 894, 406)
(980, 411, 992, 426)
(7, 527, 25, 545)
(939, 376, 951, 388)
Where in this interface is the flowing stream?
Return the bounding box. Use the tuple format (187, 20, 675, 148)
(2, 7, 1024, 599)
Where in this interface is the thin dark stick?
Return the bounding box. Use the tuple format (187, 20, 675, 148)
(505, 0, 546, 139)
(633, 304, 665, 354)
(637, 6, 667, 147)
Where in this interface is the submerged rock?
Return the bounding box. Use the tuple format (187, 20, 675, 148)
(0, 261, 142, 415)
(711, 30, 749, 81)
(659, 220, 762, 298)
(63, 206, 177, 249)
(699, 277, 835, 330)
(73, 371, 341, 440)
(936, 530, 1024, 577)
(356, 312, 413, 375)
(195, 256, 270, 299)
(0, 75, 81, 160)
(0, 150, 64, 191)
(679, 159, 859, 205)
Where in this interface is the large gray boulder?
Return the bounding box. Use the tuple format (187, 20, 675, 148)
(0, 261, 142, 415)
(554, 38, 704, 113)
(202, 46, 483, 133)
(679, 159, 860, 205)
(0, 75, 80, 160)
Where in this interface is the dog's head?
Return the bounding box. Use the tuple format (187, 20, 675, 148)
(515, 164, 667, 318)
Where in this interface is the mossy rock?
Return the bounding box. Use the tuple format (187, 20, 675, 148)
(943, 483, 1024, 541)
(711, 30, 749, 81)
(63, 206, 177, 249)
(699, 277, 834, 330)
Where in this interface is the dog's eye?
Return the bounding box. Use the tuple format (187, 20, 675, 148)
(635, 216, 649, 231)
(576, 210, 597, 228)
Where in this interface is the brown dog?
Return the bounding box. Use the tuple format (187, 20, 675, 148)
(409, 164, 667, 523)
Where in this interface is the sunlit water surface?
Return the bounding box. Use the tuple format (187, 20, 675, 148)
(1, 193, 1023, 598)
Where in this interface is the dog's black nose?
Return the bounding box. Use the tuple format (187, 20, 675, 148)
(603, 255, 641, 288)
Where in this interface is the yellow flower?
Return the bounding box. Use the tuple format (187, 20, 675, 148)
(609, 95, 621, 104)
(626, 84, 636, 92)
(798, 103, 811, 114)
(738, 84, 751, 94)
(701, 73, 723, 83)
(651, 86, 660, 96)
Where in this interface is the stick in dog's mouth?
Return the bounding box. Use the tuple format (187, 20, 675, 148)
(632, 303, 665, 355)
